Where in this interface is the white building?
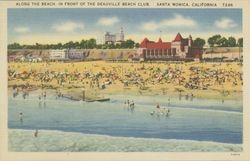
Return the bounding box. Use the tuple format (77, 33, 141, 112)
(67, 49, 85, 60)
(115, 27, 124, 42)
(49, 49, 68, 61)
(49, 49, 86, 61)
(103, 27, 125, 44)
(104, 32, 116, 44)
(96, 35, 104, 45)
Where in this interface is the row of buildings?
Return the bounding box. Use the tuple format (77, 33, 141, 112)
(48, 33, 202, 62)
(9, 32, 242, 62)
(11, 33, 201, 62)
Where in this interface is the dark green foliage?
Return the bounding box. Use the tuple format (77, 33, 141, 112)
(207, 34, 221, 47)
(207, 35, 243, 47)
(193, 38, 205, 48)
(237, 38, 243, 47)
(8, 38, 137, 49)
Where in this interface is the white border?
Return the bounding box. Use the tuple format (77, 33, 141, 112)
(0, 0, 250, 161)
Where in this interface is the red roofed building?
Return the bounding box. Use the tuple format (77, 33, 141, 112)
(136, 33, 202, 61)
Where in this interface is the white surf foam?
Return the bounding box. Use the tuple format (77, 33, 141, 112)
(9, 129, 242, 152)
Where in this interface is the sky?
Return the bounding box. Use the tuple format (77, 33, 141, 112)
(8, 8, 242, 45)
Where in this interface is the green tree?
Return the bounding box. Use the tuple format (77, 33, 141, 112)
(35, 43, 41, 49)
(7, 38, 140, 49)
(227, 36, 236, 47)
(218, 37, 228, 47)
(207, 34, 221, 47)
(73, 41, 80, 49)
(238, 38, 243, 47)
(101, 44, 108, 49)
(122, 39, 135, 49)
(193, 38, 205, 48)
(63, 41, 74, 49)
(8, 43, 21, 49)
(115, 43, 121, 49)
(85, 38, 96, 49)
(135, 43, 140, 48)
(56, 43, 63, 49)
(108, 43, 115, 49)
(80, 39, 86, 49)
(96, 44, 103, 49)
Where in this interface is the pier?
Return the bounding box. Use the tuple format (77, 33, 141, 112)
(60, 90, 110, 102)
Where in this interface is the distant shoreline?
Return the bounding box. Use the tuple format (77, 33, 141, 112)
(7, 85, 242, 101)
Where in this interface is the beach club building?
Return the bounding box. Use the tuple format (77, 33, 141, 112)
(136, 33, 202, 61)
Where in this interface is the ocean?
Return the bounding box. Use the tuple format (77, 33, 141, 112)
(8, 90, 243, 151)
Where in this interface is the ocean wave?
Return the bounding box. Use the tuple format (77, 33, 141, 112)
(170, 106, 242, 115)
(9, 129, 242, 152)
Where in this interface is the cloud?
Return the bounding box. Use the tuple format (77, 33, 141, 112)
(141, 14, 197, 31)
(52, 21, 84, 32)
(215, 18, 237, 29)
(97, 16, 120, 26)
(141, 21, 159, 31)
(14, 27, 30, 33)
(162, 14, 197, 27)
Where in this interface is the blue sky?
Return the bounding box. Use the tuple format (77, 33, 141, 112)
(8, 8, 242, 44)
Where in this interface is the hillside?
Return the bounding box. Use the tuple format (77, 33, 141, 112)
(203, 47, 242, 54)
(8, 49, 137, 61)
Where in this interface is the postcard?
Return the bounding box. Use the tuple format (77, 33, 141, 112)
(0, 0, 250, 161)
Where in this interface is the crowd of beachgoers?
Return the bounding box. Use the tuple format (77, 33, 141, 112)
(8, 61, 242, 95)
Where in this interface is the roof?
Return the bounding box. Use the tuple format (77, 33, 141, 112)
(140, 37, 171, 49)
(173, 33, 190, 45)
(139, 33, 192, 49)
(173, 33, 183, 42)
(158, 38, 162, 43)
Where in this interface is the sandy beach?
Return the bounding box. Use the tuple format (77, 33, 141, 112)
(8, 61, 242, 100)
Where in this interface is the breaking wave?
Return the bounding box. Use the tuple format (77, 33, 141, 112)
(9, 129, 242, 152)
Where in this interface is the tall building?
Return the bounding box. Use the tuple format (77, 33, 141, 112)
(115, 27, 125, 43)
(104, 27, 125, 44)
(136, 33, 202, 61)
(104, 32, 116, 44)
